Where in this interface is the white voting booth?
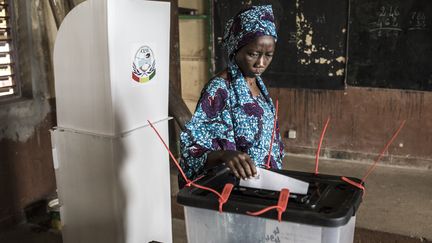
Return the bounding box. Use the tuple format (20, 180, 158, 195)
(52, 0, 171, 242)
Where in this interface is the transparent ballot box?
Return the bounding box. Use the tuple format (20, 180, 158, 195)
(177, 168, 363, 243)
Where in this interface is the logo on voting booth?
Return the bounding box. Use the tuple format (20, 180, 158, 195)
(132, 45, 156, 83)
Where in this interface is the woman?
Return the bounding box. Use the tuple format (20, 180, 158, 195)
(180, 5, 284, 182)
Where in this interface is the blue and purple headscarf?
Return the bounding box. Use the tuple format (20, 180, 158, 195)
(222, 5, 278, 59)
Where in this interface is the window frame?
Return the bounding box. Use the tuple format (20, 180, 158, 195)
(0, 0, 21, 101)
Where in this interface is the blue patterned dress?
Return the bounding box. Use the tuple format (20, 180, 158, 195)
(180, 63, 284, 179)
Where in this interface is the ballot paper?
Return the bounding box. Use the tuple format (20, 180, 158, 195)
(239, 168, 309, 195)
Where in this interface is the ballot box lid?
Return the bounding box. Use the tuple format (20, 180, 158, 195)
(177, 167, 363, 227)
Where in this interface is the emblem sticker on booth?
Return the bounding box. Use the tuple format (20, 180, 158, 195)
(132, 45, 156, 83)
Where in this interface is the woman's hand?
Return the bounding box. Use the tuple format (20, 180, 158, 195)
(206, 150, 257, 180)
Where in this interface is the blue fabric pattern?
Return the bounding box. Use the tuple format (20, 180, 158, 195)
(180, 65, 284, 179)
(180, 5, 284, 180)
(223, 5, 278, 58)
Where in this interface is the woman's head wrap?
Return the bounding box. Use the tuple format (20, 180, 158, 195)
(222, 5, 278, 59)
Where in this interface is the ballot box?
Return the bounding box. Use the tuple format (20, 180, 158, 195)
(177, 167, 363, 243)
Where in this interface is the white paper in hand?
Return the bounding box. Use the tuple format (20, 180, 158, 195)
(239, 167, 309, 195)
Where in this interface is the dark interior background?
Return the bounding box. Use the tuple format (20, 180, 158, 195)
(213, 0, 432, 91)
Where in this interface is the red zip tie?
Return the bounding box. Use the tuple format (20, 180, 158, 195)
(315, 117, 331, 175)
(147, 120, 191, 184)
(246, 188, 290, 222)
(361, 120, 406, 182)
(218, 183, 234, 213)
(265, 99, 279, 169)
(276, 188, 290, 221)
(341, 176, 366, 197)
(147, 120, 234, 213)
(185, 175, 205, 187)
(340, 120, 406, 196)
(189, 182, 222, 198)
(187, 182, 234, 213)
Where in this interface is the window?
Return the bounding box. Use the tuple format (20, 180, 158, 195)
(0, 0, 17, 98)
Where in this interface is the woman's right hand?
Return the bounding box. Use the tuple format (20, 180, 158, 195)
(206, 150, 257, 180)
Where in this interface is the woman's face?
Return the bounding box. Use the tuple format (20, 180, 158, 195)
(234, 35, 276, 78)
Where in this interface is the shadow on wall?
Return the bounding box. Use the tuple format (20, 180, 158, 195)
(0, 105, 57, 227)
(0, 0, 60, 227)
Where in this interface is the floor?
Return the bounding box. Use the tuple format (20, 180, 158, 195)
(0, 155, 431, 243)
(0, 224, 62, 243)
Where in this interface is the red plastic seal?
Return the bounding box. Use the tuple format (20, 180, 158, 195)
(341, 176, 366, 197)
(247, 188, 290, 222)
(218, 183, 234, 213)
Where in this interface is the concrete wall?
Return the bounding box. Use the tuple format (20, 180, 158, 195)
(271, 87, 432, 169)
(0, 0, 58, 226)
(179, 0, 209, 112)
(180, 2, 432, 169)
